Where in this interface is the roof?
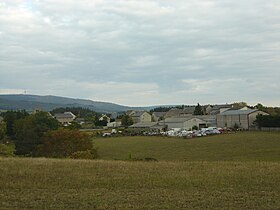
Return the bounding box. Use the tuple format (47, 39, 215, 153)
(211, 104, 233, 111)
(54, 112, 76, 119)
(129, 122, 157, 128)
(131, 111, 149, 117)
(152, 112, 166, 118)
(218, 109, 258, 116)
(159, 116, 207, 123)
(164, 107, 195, 117)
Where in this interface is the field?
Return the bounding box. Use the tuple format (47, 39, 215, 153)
(94, 132, 280, 161)
(1, 131, 280, 209)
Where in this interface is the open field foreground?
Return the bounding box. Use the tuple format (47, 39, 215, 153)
(94, 132, 280, 161)
(1, 158, 280, 209)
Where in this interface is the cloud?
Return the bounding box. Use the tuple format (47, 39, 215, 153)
(0, 0, 280, 106)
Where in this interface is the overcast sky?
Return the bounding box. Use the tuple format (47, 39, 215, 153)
(0, 0, 280, 106)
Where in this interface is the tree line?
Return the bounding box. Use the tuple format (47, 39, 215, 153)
(0, 110, 97, 159)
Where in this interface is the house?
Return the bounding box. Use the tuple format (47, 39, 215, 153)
(158, 116, 208, 130)
(206, 104, 233, 115)
(54, 112, 76, 124)
(99, 114, 110, 123)
(152, 112, 166, 121)
(107, 121, 122, 128)
(129, 111, 152, 123)
(217, 108, 269, 129)
(164, 107, 195, 118)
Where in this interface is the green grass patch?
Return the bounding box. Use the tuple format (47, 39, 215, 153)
(94, 132, 280, 161)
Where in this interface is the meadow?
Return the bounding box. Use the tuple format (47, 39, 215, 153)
(0, 131, 280, 209)
(94, 132, 280, 161)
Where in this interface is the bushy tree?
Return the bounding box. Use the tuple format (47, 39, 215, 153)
(194, 103, 203, 115)
(121, 115, 133, 127)
(14, 112, 59, 156)
(0, 122, 6, 142)
(0, 144, 15, 157)
(3, 110, 29, 137)
(255, 114, 280, 127)
(39, 129, 97, 159)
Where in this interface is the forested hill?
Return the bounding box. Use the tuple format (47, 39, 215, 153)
(0, 94, 151, 113)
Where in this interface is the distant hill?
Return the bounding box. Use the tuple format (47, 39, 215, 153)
(0, 94, 155, 113)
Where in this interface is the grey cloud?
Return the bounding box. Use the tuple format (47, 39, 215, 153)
(0, 0, 280, 106)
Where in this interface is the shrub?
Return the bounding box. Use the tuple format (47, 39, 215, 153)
(0, 144, 15, 157)
(192, 125, 198, 130)
(39, 129, 98, 159)
(70, 150, 97, 159)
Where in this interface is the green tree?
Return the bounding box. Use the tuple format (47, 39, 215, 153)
(3, 110, 29, 137)
(255, 114, 280, 128)
(39, 129, 97, 159)
(14, 112, 59, 156)
(0, 122, 6, 142)
(194, 103, 203, 115)
(121, 115, 133, 127)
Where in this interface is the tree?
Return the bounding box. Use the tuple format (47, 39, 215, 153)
(0, 122, 6, 142)
(38, 129, 97, 159)
(121, 115, 133, 127)
(13, 112, 59, 156)
(194, 103, 203, 115)
(3, 110, 29, 137)
(255, 114, 280, 128)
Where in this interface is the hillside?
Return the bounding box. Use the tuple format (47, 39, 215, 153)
(0, 94, 152, 113)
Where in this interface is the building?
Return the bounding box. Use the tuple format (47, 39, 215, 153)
(152, 112, 166, 121)
(158, 116, 208, 130)
(99, 114, 110, 123)
(206, 104, 233, 115)
(54, 112, 76, 124)
(129, 111, 152, 123)
(107, 121, 122, 128)
(217, 108, 269, 129)
(164, 107, 195, 118)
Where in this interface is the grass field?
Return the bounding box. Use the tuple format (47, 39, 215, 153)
(94, 132, 280, 161)
(1, 131, 280, 209)
(1, 158, 280, 209)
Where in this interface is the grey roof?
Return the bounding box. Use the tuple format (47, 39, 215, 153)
(159, 116, 206, 123)
(54, 112, 75, 119)
(131, 111, 148, 117)
(129, 122, 157, 128)
(218, 109, 258, 116)
(211, 104, 233, 111)
(152, 112, 166, 117)
(165, 107, 195, 117)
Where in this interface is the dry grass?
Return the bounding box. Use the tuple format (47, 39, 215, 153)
(1, 158, 280, 209)
(1, 132, 280, 209)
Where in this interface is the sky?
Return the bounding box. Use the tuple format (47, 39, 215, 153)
(0, 0, 280, 106)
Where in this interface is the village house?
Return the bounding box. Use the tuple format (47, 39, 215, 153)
(129, 111, 152, 123)
(152, 112, 166, 121)
(164, 107, 195, 118)
(54, 112, 76, 124)
(217, 108, 268, 129)
(99, 114, 110, 123)
(107, 121, 122, 128)
(206, 104, 233, 115)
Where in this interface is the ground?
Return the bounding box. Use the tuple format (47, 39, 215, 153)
(0, 131, 280, 209)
